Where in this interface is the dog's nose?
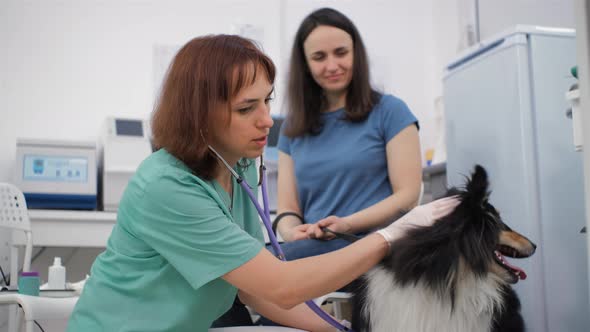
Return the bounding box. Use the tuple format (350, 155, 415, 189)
(530, 242, 537, 255)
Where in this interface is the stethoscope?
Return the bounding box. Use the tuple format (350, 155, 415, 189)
(208, 145, 353, 332)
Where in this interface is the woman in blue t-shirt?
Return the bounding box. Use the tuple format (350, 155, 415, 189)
(274, 8, 423, 260)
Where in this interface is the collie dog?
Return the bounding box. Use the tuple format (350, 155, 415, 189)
(351, 165, 536, 332)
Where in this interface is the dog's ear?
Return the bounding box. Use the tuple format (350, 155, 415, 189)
(466, 165, 490, 202)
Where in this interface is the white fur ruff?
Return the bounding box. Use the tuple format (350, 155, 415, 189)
(361, 265, 506, 332)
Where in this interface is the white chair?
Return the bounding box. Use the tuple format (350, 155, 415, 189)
(313, 291, 352, 321)
(0, 182, 78, 332)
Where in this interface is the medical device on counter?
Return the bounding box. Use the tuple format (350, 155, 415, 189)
(15, 138, 98, 210)
(99, 117, 152, 212)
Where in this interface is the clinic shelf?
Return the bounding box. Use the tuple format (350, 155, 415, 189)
(13, 210, 117, 248)
(28, 209, 116, 223)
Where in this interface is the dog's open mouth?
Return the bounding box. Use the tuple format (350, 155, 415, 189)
(494, 249, 527, 283)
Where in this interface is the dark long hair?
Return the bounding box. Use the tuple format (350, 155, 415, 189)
(284, 7, 381, 137)
(151, 35, 275, 179)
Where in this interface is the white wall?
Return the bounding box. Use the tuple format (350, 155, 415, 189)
(478, 0, 575, 40)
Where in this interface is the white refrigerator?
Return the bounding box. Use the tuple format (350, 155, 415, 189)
(444, 26, 589, 332)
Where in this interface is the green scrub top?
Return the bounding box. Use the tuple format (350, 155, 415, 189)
(67, 149, 265, 332)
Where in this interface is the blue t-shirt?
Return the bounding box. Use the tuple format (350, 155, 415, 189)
(278, 94, 418, 229)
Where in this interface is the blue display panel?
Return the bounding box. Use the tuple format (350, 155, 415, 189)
(115, 119, 143, 136)
(23, 155, 88, 183)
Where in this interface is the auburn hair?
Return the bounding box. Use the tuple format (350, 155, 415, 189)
(151, 34, 275, 179)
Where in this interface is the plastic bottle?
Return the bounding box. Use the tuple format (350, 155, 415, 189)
(48, 257, 66, 289)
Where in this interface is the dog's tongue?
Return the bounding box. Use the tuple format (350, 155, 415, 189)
(505, 258, 527, 280)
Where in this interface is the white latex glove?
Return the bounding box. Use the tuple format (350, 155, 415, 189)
(377, 196, 460, 244)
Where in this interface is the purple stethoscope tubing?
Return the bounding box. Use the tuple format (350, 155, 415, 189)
(238, 160, 352, 331)
(207, 144, 351, 330)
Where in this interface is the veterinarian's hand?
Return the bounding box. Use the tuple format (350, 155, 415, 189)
(306, 216, 352, 240)
(377, 196, 460, 244)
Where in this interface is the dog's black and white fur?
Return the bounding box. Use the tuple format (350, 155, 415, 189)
(351, 165, 536, 332)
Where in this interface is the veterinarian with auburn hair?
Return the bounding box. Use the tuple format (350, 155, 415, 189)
(66, 34, 459, 332)
(273, 8, 422, 260)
